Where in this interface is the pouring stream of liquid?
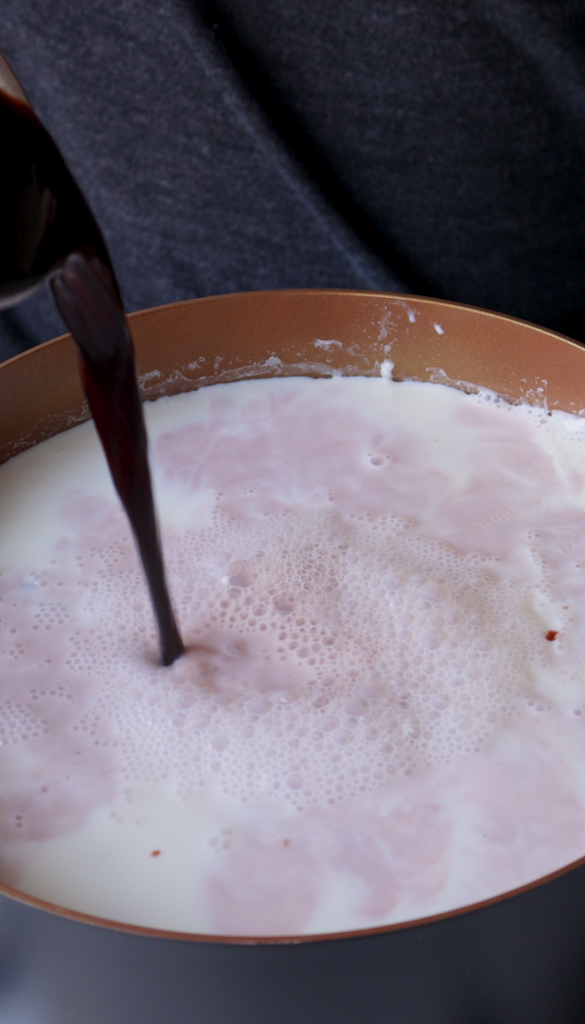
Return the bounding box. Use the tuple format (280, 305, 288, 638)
(0, 81, 184, 666)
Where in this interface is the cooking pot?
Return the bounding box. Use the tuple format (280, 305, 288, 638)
(1, 288, 584, 1024)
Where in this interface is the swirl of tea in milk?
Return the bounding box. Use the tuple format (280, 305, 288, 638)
(2, 375, 585, 935)
(0, 376, 580, 830)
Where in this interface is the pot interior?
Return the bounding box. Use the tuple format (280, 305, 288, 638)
(1, 288, 584, 942)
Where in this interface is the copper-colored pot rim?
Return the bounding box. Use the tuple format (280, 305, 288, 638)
(1, 288, 584, 946)
(127, 288, 580, 342)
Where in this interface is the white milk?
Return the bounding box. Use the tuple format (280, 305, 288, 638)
(1, 375, 585, 935)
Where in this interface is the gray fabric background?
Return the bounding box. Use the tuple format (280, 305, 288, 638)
(1, 0, 584, 360)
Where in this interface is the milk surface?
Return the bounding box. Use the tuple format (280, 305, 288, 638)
(1, 375, 585, 935)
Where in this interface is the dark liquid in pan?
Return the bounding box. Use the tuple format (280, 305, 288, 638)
(0, 90, 183, 665)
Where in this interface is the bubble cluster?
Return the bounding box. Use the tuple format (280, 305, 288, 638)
(0, 501, 554, 815)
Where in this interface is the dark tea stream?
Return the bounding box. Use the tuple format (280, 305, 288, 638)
(0, 87, 183, 665)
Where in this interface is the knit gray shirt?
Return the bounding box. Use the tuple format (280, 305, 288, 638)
(1, 0, 585, 357)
